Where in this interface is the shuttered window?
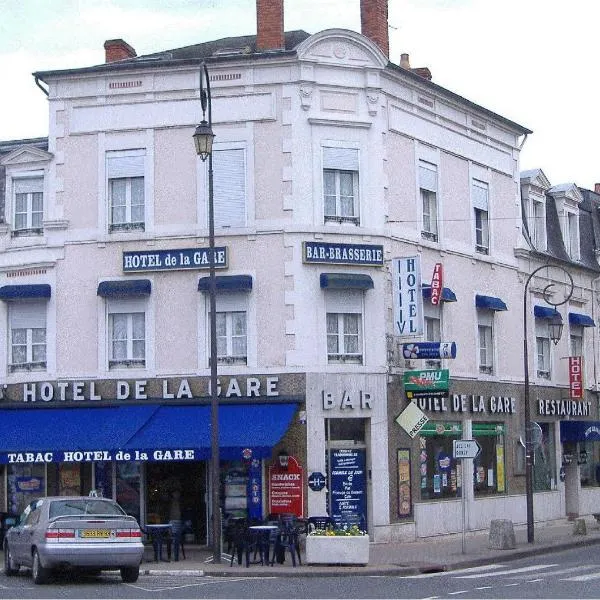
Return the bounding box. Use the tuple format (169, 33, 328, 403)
(9, 301, 47, 370)
(323, 147, 359, 224)
(13, 177, 43, 234)
(212, 148, 246, 228)
(106, 150, 145, 232)
(325, 290, 363, 364)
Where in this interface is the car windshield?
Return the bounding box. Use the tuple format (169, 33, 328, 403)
(49, 499, 126, 519)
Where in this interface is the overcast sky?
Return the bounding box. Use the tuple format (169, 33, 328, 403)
(1, 0, 598, 189)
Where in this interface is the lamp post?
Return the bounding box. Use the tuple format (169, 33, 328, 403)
(523, 264, 573, 543)
(193, 62, 220, 563)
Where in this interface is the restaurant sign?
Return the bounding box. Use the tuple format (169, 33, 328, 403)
(122, 247, 228, 272)
(302, 241, 384, 266)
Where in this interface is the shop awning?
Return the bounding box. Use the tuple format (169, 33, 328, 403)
(0, 402, 298, 464)
(0, 404, 159, 464)
(422, 286, 457, 302)
(123, 403, 298, 460)
(534, 305, 562, 320)
(197, 275, 253, 292)
(475, 294, 507, 311)
(569, 312, 596, 327)
(97, 279, 151, 297)
(0, 284, 51, 300)
(320, 273, 374, 290)
(560, 421, 600, 442)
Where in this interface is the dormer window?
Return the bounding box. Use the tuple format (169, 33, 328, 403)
(13, 176, 43, 236)
(547, 183, 582, 261)
(563, 210, 579, 259)
(522, 193, 547, 250)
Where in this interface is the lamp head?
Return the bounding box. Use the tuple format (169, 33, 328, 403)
(549, 310, 563, 345)
(278, 450, 290, 470)
(193, 120, 215, 161)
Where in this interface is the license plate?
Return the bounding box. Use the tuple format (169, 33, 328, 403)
(80, 529, 110, 538)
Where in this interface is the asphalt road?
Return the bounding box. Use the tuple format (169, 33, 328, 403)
(1, 546, 600, 599)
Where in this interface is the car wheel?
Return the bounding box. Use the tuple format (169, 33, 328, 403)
(120, 565, 139, 583)
(3, 543, 19, 575)
(32, 549, 50, 584)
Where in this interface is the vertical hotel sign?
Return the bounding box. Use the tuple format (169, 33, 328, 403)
(393, 256, 423, 337)
(569, 356, 583, 399)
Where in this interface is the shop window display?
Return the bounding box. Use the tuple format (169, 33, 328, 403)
(579, 441, 599, 487)
(473, 423, 506, 496)
(418, 422, 462, 500)
(533, 422, 557, 491)
(7, 463, 45, 516)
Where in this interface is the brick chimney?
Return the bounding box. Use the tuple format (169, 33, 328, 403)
(595, 183, 600, 194)
(104, 39, 137, 63)
(360, 0, 389, 57)
(256, 0, 284, 52)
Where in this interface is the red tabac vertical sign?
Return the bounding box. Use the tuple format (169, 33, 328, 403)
(569, 356, 583, 399)
(268, 456, 304, 517)
(430, 263, 443, 306)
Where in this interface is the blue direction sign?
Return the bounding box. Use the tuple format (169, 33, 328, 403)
(308, 471, 326, 492)
(402, 342, 457, 360)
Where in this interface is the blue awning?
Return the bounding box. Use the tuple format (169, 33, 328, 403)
(569, 312, 595, 327)
(475, 294, 507, 311)
(0, 284, 51, 300)
(0, 405, 159, 463)
(534, 305, 562, 321)
(0, 402, 297, 464)
(422, 286, 457, 302)
(320, 273, 374, 290)
(198, 275, 253, 292)
(561, 421, 600, 442)
(124, 403, 297, 460)
(97, 279, 151, 297)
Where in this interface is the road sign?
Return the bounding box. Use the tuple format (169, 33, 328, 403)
(452, 439, 481, 460)
(308, 472, 326, 492)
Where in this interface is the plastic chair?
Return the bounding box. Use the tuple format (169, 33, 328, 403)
(271, 519, 302, 566)
(307, 515, 334, 533)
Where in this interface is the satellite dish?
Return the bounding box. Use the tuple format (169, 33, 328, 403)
(519, 421, 543, 449)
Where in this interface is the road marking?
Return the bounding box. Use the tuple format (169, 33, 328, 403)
(504, 582, 521, 586)
(454, 563, 558, 578)
(563, 571, 600, 582)
(475, 586, 492, 590)
(448, 591, 468, 595)
(403, 564, 505, 579)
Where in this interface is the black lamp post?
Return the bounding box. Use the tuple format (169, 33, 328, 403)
(523, 264, 573, 543)
(193, 62, 220, 564)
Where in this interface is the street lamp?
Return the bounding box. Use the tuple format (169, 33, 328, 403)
(193, 62, 220, 564)
(523, 264, 573, 543)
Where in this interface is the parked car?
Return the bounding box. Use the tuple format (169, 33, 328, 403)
(3, 496, 144, 584)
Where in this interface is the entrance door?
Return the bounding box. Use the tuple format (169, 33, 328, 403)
(326, 418, 368, 531)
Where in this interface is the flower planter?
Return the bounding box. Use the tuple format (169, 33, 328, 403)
(305, 534, 370, 566)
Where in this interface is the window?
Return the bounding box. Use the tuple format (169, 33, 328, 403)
(13, 177, 43, 235)
(325, 290, 363, 364)
(570, 325, 583, 358)
(564, 210, 579, 259)
(418, 421, 462, 500)
(477, 310, 494, 375)
(107, 297, 146, 369)
(472, 179, 489, 254)
(424, 302, 441, 368)
(473, 423, 506, 496)
(419, 161, 438, 241)
(209, 292, 248, 365)
(9, 301, 46, 372)
(213, 148, 246, 228)
(323, 147, 359, 225)
(106, 150, 145, 232)
(526, 196, 546, 250)
(535, 319, 551, 379)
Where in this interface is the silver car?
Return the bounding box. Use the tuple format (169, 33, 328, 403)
(3, 496, 144, 584)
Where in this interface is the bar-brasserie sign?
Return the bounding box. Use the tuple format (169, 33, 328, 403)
(123, 247, 228, 272)
(303, 241, 383, 266)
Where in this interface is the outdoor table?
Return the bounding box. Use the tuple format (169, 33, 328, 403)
(145, 523, 172, 562)
(248, 525, 279, 565)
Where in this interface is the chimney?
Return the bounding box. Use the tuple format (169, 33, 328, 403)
(400, 53, 411, 69)
(104, 39, 137, 63)
(256, 0, 284, 52)
(411, 67, 432, 81)
(360, 0, 389, 57)
(595, 183, 600, 195)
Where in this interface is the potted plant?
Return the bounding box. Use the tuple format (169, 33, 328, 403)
(305, 524, 369, 566)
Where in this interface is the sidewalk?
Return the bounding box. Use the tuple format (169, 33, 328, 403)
(140, 516, 600, 578)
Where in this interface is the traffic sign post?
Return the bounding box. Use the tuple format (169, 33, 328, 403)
(452, 439, 482, 554)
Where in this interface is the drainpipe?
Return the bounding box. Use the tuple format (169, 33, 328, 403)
(34, 76, 49, 97)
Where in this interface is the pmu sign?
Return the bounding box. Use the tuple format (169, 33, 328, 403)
(393, 256, 424, 337)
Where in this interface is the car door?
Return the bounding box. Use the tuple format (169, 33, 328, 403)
(12, 502, 40, 566)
